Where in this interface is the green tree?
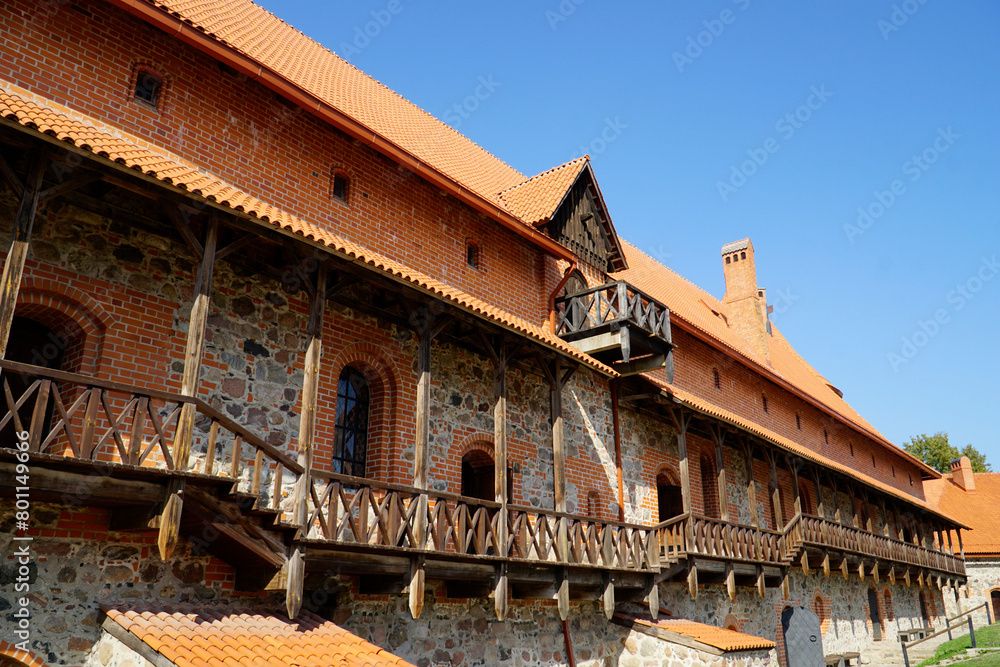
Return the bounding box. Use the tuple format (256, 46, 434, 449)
(903, 431, 992, 473)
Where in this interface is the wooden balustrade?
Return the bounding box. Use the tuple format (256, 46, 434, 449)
(306, 471, 661, 571)
(655, 513, 785, 566)
(786, 513, 965, 578)
(553, 280, 671, 342)
(0, 360, 302, 514)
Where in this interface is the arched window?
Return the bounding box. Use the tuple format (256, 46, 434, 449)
(700, 454, 718, 518)
(563, 269, 587, 297)
(332, 366, 370, 477)
(799, 487, 813, 515)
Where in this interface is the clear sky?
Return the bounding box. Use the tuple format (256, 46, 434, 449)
(257, 0, 1000, 466)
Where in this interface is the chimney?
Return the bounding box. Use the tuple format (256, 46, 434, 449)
(950, 456, 976, 492)
(721, 238, 770, 362)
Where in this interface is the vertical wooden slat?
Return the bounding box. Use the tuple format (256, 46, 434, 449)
(491, 338, 510, 621)
(204, 420, 218, 476)
(81, 388, 100, 458)
(129, 396, 148, 466)
(410, 315, 439, 620)
(230, 435, 242, 479)
(27, 379, 50, 451)
(711, 426, 729, 522)
(251, 449, 263, 495)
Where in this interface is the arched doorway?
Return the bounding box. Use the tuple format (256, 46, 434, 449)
(868, 587, 882, 640)
(461, 449, 495, 502)
(991, 590, 1000, 624)
(919, 591, 930, 627)
(656, 472, 683, 523)
(1, 316, 66, 448)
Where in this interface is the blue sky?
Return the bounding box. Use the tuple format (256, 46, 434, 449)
(258, 0, 1000, 466)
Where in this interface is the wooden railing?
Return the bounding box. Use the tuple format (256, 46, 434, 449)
(784, 513, 966, 577)
(553, 280, 671, 343)
(306, 471, 661, 571)
(654, 513, 786, 566)
(0, 360, 303, 513)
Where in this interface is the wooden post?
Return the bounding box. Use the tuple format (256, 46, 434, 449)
(410, 312, 444, 619)
(0, 151, 46, 363)
(543, 357, 575, 621)
(744, 442, 759, 529)
(611, 379, 624, 522)
(768, 451, 783, 530)
(957, 529, 965, 558)
(813, 467, 825, 517)
(710, 425, 729, 522)
(286, 261, 327, 620)
(158, 216, 218, 562)
(788, 457, 802, 517)
(484, 336, 511, 621)
(670, 410, 694, 550)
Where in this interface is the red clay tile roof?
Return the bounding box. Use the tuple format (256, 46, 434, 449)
(102, 604, 414, 667)
(925, 473, 1000, 554)
(615, 240, 939, 479)
(0, 81, 614, 377)
(615, 612, 775, 652)
(498, 157, 589, 226)
(648, 375, 967, 527)
(124, 0, 529, 209)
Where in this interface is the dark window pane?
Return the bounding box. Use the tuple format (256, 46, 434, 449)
(332, 367, 369, 477)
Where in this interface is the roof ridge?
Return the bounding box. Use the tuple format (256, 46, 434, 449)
(146, 0, 527, 193)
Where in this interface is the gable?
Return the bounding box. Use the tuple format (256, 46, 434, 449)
(548, 174, 624, 272)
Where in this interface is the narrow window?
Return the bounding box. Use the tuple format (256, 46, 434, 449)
(850, 443, 854, 457)
(796, 414, 801, 430)
(332, 366, 370, 477)
(824, 429, 829, 444)
(891, 465, 896, 478)
(740, 251, 746, 260)
(872, 453, 876, 468)
(466, 240, 480, 269)
(133, 68, 163, 107)
(909, 473, 913, 486)
(725, 256, 731, 264)
(332, 172, 349, 202)
(713, 368, 720, 390)
(761, 394, 768, 413)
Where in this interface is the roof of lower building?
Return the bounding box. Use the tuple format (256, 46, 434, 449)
(925, 473, 1000, 554)
(614, 612, 775, 653)
(101, 604, 414, 667)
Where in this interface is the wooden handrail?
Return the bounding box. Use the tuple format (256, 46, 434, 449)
(947, 601, 988, 624)
(903, 603, 986, 650)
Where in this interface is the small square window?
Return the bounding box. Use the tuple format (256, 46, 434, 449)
(332, 173, 349, 202)
(134, 69, 163, 107)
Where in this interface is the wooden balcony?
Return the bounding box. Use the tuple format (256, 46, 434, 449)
(553, 281, 674, 376)
(0, 360, 966, 615)
(784, 513, 966, 583)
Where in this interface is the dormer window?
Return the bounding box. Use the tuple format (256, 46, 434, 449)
(133, 68, 163, 108)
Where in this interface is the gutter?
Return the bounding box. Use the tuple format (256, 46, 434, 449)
(104, 0, 577, 265)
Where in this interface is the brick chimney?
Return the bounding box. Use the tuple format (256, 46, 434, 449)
(721, 238, 770, 362)
(950, 456, 976, 492)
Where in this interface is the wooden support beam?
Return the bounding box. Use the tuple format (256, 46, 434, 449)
(495, 563, 508, 621)
(841, 558, 849, 581)
(0, 149, 25, 199)
(671, 410, 695, 557)
(725, 564, 736, 602)
(767, 451, 783, 530)
(781, 572, 790, 601)
(158, 216, 217, 561)
(0, 151, 46, 363)
(286, 260, 327, 620)
(37, 172, 100, 204)
(710, 425, 729, 522)
(409, 556, 426, 620)
(801, 552, 810, 576)
(687, 561, 698, 600)
(756, 567, 765, 599)
(744, 441, 759, 530)
(904, 569, 911, 587)
(858, 561, 865, 581)
(557, 568, 569, 621)
(602, 573, 615, 620)
(482, 334, 511, 621)
(646, 576, 659, 619)
(822, 551, 831, 578)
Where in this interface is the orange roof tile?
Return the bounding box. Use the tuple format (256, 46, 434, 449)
(615, 612, 775, 652)
(0, 81, 613, 377)
(925, 473, 1000, 554)
(615, 241, 939, 478)
(648, 375, 967, 527)
(103, 604, 414, 667)
(128, 0, 528, 208)
(498, 157, 589, 226)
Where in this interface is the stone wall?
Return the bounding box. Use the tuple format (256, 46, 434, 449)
(943, 557, 999, 627)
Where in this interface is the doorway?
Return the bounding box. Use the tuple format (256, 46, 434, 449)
(868, 588, 882, 640)
(991, 591, 1000, 624)
(1, 316, 65, 448)
(657, 473, 683, 523)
